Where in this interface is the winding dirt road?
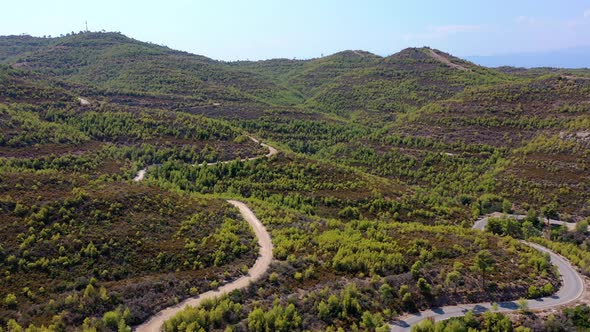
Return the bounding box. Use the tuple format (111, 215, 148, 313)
(134, 200, 273, 332)
(133, 139, 583, 331)
(134, 137, 278, 179)
(202, 137, 277, 166)
(133, 137, 277, 331)
(390, 215, 585, 331)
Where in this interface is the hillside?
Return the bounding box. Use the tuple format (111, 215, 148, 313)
(0, 31, 589, 331)
(2, 32, 304, 107)
(233, 47, 515, 120)
(0, 35, 53, 62)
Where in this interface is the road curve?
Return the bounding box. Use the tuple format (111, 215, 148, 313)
(135, 137, 278, 178)
(201, 136, 277, 166)
(390, 215, 585, 331)
(134, 200, 273, 332)
(473, 212, 584, 232)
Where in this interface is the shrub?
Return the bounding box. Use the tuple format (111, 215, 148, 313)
(4, 293, 17, 308)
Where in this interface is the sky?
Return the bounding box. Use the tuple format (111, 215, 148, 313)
(2, 0, 590, 62)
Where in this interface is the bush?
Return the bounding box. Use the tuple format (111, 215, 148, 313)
(517, 298, 529, 313)
(338, 206, 360, 220)
(417, 278, 432, 295)
(527, 285, 540, 298)
(4, 293, 17, 308)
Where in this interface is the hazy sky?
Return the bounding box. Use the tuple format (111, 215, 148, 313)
(2, 0, 590, 60)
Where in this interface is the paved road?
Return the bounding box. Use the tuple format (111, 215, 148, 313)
(390, 214, 585, 331)
(134, 200, 273, 332)
(473, 212, 582, 232)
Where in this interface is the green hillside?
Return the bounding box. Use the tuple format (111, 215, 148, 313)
(0, 31, 588, 331)
(3, 32, 304, 107)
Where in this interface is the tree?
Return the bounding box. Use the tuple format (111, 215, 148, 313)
(402, 292, 414, 309)
(360, 311, 378, 330)
(247, 308, 266, 332)
(417, 278, 432, 296)
(502, 199, 512, 213)
(412, 318, 435, 332)
(411, 260, 423, 278)
(379, 283, 395, 305)
(341, 285, 361, 318)
(445, 270, 462, 293)
(527, 285, 540, 298)
(517, 297, 529, 313)
(541, 203, 559, 220)
(522, 221, 540, 239)
(575, 220, 588, 234)
(7, 320, 23, 332)
(542, 283, 554, 296)
(482, 311, 513, 331)
(471, 250, 496, 288)
(317, 301, 330, 321)
(504, 218, 523, 238)
(4, 293, 17, 308)
(525, 208, 540, 227)
(338, 206, 360, 220)
(486, 218, 504, 235)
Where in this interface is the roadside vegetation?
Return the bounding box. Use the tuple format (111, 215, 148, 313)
(411, 304, 590, 332)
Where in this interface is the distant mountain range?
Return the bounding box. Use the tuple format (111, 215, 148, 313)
(466, 46, 590, 68)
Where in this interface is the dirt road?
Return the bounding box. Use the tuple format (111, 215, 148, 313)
(133, 137, 278, 180)
(133, 169, 146, 182)
(427, 49, 469, 71)
(134, 200, 273, 331)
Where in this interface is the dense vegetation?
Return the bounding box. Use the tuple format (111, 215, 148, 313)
(412, 304, 590, 332)
(0, 169, 258, 328)
(163, 199, 558, 331)
(0, 31, 588, 330)
(0, 56, 267, 329)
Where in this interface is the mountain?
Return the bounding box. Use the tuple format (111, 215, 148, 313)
(0, 33, 513, 120)
(0, 32, 304, 107)
(233, 47, 514, 120)
(232, 50, 382, 96)
(301, 47, 512, 117)
(1, 31, 589, 332)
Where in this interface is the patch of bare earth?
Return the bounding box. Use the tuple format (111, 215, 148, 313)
(562, 75, 590, 81)
(427, 49, 469, 71)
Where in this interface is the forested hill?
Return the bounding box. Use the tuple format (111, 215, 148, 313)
(3, 32, 588, 116)
(232, 47, 515, 116)
(1, 30, 589, 218)
(0, 32, 304, 106)
(1, 31, 590, 331)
